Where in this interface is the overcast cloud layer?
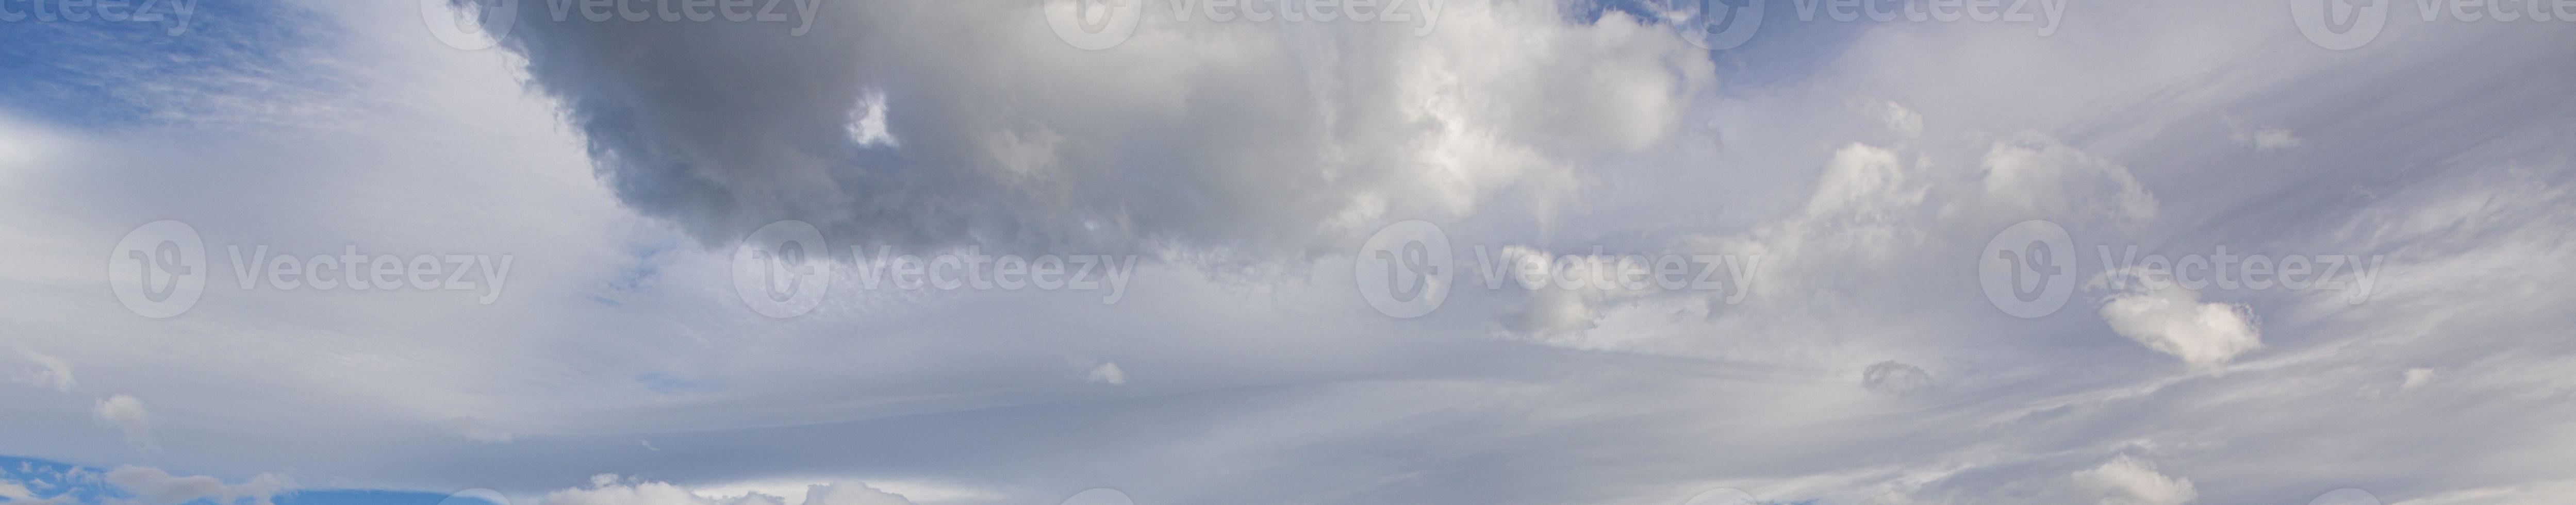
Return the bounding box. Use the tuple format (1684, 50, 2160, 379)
(3, 1, 2574, 504)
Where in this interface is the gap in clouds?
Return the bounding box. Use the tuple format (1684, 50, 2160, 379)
(0, 1, 350, 129)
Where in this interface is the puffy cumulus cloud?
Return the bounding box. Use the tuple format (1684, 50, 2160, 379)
(2070, 456, 2195, 505)
(2398, 368, 2438, 392)
(475, 0, 1712, 259)
(100, 466, 293, 505)
(541, 477, 911, 505)
(2087, 276, 2261, 367)
(9, 350, 75, 393)
(1083, 362, 1126, 385)
(0, 479, 33, 501)
(1860, 361, 1933, 398)
(91, 395, 152, 452)
(542, 480, 769, 505)
(1954, 132, 2159, 231)
(792, 482, 913, 505)
(1486, 245, 1671, 344)
(1512, 120, 2162, 357)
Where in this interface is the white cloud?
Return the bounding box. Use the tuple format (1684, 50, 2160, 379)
(92, 395, 152, 452)
(2089, 278, 2263, 367)
(542, 477, 910, 505)
(2400, 368, 2438, 392)
(100, 466, 292, 505)
(10, 350, 74, 393)
(1861, 361, 1934, 398)
(1084, 362, 1126, 385)
(0, 479, 34, 501)
(2071, 456, 2197, 505)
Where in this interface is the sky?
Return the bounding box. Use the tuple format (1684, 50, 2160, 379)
(1, 0, 2572, 504)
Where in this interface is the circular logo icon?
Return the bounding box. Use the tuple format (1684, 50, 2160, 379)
(422, 0, 519, 51)
(732, 220, 832, 318)
(437, 489, 511, 505)
(1979, 220, 2076, 318)
(109, 220, 207, 319)
(1678, 0, 1764, 50)
(1681, 487, 1756, 505)
(1059, 489, 1134, 505)
(1355, 220, 1452, 318)
(1044, 0, 1143, 51)
(2291, 0, 2387, 50)
(2307, 489, 2381, 505)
